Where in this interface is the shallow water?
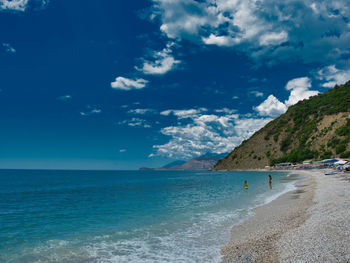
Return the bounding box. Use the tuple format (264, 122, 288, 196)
(0, 170, 297, 263)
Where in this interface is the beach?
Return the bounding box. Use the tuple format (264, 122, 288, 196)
(221, 170, 350, 263)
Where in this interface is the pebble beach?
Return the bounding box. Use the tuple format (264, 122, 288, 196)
(221, 170, 350, 263)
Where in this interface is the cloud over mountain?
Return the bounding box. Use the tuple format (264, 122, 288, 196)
(152, 75, 322, 159)
(152, 108, 271, 159)
(255, 77, 319, 117)
(317, 65, 350, 88)
(255, 95, 287, 117)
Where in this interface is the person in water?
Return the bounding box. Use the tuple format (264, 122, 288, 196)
(268, 174, 272, 189)
(244, 180, 248, 189)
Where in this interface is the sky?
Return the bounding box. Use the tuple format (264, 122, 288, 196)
(1, 0, 350, 170)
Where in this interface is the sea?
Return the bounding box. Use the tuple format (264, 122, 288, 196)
(0, 169, 299, 263)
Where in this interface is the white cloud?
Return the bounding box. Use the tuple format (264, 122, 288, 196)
(114, 0, 350, 93)
(202, 34, 239, 46)
(285, 77, 311, 91)
(111, 77, 148, 91)
(80, 105, 102, 116)
(0, 0, 28, 11)
(160, 110, 172, 116)
(2, 43, 16, 53)
(317, 65, 350, 88)
(119, 118, 151, 128)
(255, 95, 287, 117)
(259, 31, 288, 46)
(91, 109, 101, 114)
(150, 0, 350, 65)
(255, 77, 319, 117)
(0, 0, 49, 11)
(154, 0, 215, 40)
(214, 108, 236, 114)
(249, 91, 264, 97)
(234, 117, 273, 140)
(119, 149, 127, 153)
(127, 108, 157, 115)
(160, 108, 207, 119)
(284, 77, 319, 106)
(151, 0, 272, 46)
(153, 75, 321, 158)
(138, 42, 180, 75)
(152, 108, 271, 159)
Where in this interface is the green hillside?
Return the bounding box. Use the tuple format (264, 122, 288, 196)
(214, 81, 350, 170)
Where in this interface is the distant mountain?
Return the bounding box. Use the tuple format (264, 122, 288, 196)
(161, 160, 186, 168)
(170, 155, 223, 170)
(214, 81, 350, 170)
(139, 154, 226, 171)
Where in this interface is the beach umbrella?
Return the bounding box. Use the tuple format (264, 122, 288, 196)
(334, 160, 348, 165)
(322, 159, 339, 163)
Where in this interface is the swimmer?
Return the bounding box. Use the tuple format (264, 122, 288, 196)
(244, 180, 248, 190)
(268, 174, 272, 189)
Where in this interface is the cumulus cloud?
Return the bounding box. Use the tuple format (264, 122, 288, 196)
(202, 34, 240, 46)
(150, 0, 350, 65)
(111, 77, 148, 91)
(138, 42, 181, 75)
(145, 0, 350, 158)
(255, 95, 287, 117)
(0, 0, 28, 11)
(284, 77, 319, 106)
(154, 0, 215, 40)
(2, 43, 16, 53)
(317, 65, 350, 88)
(154, 76, 321, 158)
(255, 77, 319, 117)
(152, 108, 271, 158)
(0, 0, 49, 11)
(153, 75, 318, 158)
(259, 31, 288, 46)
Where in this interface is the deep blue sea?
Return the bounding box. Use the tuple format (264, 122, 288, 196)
(0, 170, 298, 263)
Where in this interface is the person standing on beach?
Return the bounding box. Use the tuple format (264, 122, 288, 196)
(268, 175, 272, 189)
(244, 180, 248, 190)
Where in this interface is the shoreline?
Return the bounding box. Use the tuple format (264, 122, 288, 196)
(220, 169, 350, 262)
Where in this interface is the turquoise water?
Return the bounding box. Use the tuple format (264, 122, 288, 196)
(0, 170, 297, 263)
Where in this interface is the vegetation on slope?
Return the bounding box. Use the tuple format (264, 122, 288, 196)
(214, 81, 350, 170)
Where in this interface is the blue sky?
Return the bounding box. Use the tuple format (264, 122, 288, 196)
(1, 0, 350, 169)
